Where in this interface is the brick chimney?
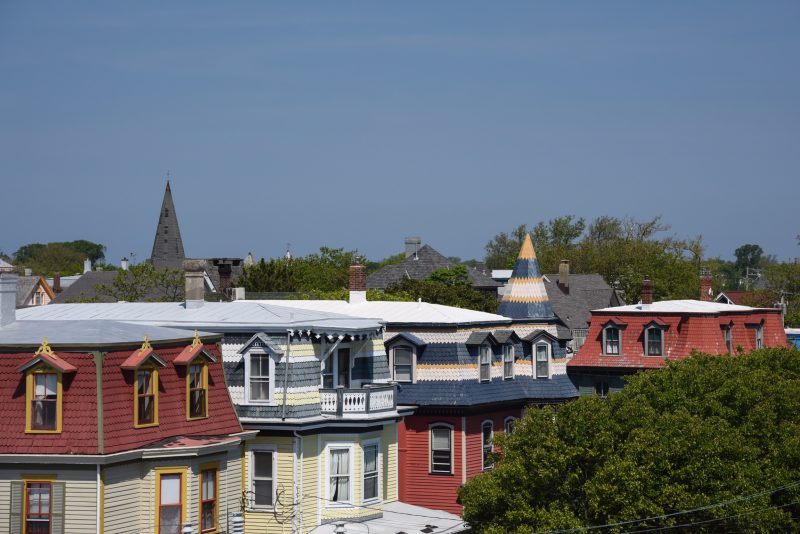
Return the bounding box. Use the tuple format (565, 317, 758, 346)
(53, 272, 62, 294)
(641, 278, 654, 305)
(349, 265, 367, 304)
(184, 260, 205, 309)
(404, 237, 421, 259)
(558, 260, 570, 293)
(699, 269, 713, 302)
(0, 272, 18, 326)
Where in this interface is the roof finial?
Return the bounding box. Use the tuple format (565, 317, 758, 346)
(140, 335, 152, 352)
(191, 330, 202, 349)
(34, 337, 55, 357)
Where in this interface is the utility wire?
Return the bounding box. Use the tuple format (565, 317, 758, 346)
(531, 479, 800, 534)
(618, 499, 800, 533)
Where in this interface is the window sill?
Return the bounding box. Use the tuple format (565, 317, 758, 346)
(187, 414, 209, 421)
(362, 498, 381, 506)
(429, 471, 454, 476)
(247, 506, 276, 513)
(326, 502, 354, 509)
(25, 429, 61, 434)
(134, 422, 159, 429)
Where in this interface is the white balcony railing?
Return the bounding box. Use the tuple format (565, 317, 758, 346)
(319, 385, 397, 417)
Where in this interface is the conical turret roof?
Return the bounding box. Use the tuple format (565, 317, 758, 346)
(150, 180, 186, 269)
(497, 234, 555, 320)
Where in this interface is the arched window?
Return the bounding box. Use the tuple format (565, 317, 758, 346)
(504, 416, 516, 434)
(482, 421, 494, 470)
(429, 424, 453, 474)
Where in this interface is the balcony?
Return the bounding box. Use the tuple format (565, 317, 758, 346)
(319, 384, 397, 417)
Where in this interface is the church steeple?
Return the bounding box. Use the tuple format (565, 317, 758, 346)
(497, 234, 555, 321)
(150, 180, 186, 269)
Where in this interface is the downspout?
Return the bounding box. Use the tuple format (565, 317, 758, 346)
(281, 330, 292, 420)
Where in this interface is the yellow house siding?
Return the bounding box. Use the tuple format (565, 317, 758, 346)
(103, 461, 146, 534)
(242, 435, 295, 534)
(0, 466, 98, 534)
(382, 422, 398, 502)
(300, 435, 319, 534)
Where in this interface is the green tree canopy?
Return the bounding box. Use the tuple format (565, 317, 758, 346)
(384, 266, 498, 313)
(12, 240, 106, 275)
(459, 348, 800, 533)
(91, 263, 184, 302)
(734, 243, 764, 274)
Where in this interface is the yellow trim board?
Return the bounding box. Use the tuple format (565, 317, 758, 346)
(154, 467, 188, 533)
(25, 366, 63, 434)
(134, 366, 159, 428)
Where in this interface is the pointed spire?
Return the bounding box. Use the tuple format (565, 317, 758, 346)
(150, 179, 186, 269)
(497, 234, 555, 320)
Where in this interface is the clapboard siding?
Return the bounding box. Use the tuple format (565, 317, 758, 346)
(0, 467, 98, 534)
(242, 436, 295, 534)
(103, 461, 145, 534)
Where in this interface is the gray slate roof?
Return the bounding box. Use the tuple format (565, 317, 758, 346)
(150, 181, 187, 270)
(543, 273, 622, 330)
(367, 245, 501, 290)
(397, 374, 578, 406)
(52, 271, 175, 304)
(16, 276, 43, 307)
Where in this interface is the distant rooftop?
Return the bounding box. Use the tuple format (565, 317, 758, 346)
(595, 299, 773, 314)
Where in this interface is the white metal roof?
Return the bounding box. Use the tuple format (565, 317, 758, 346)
(244, 299, 511, 326)
(309, 501, 466, 533)
(786, 328, 800, 335)
(16, 301, 384, 335)
(595, 299, 766, 314)
(0, 320, 217, 347)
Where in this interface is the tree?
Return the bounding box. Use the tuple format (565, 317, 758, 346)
(12, 240, 106, 275)
(734, 244, 764, 274)
(459, 348, 800, 533)
(484, 225, 528, 269)
(294, 247, 363, 292)
(238, 258, 299, 293)
(93, 263, 184, 302)
(385, 266, 498, 313)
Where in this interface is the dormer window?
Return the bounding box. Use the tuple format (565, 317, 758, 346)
(188, 363, 208, 419)
(535, 342, 549, 378)
(645, 327, 664, 356)
(479, 344, 492, 382)
(28, 371, 59, 432)
(135, 367, 158, 427)
(248, 353, 272, 403)
(392, 345, 414, 383)
(502, 344, 514, 379)
(603, 327, 621, 355)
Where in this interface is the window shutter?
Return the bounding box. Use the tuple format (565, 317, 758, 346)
(51, 481, 66, 534)
(8, 481, 23, 534)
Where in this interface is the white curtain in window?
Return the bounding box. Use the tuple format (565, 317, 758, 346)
(432, 428, 450, 449)
(329, 449, 349, 501)
(160, 475, 181, 505)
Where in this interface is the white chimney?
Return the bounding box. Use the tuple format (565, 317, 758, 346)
(24, 268, 32, 277)
(84, 258, 92, 273)
(184, 260, 205, 309)
(0, 272, 19, 326)
(121, 257, 129, 271)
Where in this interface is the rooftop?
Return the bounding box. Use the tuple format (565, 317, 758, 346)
(0, 319, 218, 348)
(241, 299, 511, 327)
(17, 301, 384, 336)
(594, 299, 773, 314)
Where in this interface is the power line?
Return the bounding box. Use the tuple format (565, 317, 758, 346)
(619, 499, 800, 533)
(531, 479, 800, 534)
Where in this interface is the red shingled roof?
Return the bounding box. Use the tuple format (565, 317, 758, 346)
(120, 346, 167, 370)
(173, 344, 216, 366)
(16, 352, 77, 374)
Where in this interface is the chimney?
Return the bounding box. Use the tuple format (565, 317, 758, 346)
(121, 257, 129, 271)
(0, 272, 18, 326)
(183, 260, 205, 309)
(699, 269, 713, 302)
(404, 236, 421, 259)
(83, 258, 91, 273)
(349, 265, 367, 304)
(53, 272, 61, 294)
(24, 268, 32, 277)
(558, 260, 570, 292)
(641, 277, 654, 305)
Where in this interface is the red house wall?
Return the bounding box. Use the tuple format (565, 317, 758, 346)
(0, 351, 98, 454)
(398, 407, 524, 514)
(103, 344, 242, 454)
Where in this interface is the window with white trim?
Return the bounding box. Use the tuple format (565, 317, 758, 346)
(535, 342, 549, 378)
(392, 345, 414, 383)
(723, 324, 733, 353)
(322, 348, 351, 389)
(328, 447, 352, 504)
(430, 425, 452, 474)
(250, 449, 275, 509)
(645, 327, 664, 356)
(504, 417, 516, 434)
(245, 351, 274, 405)
(482, 421, 494, 470)
(362, 442, 380, 502)
(755, 325, 763, 349)
(503, 344, 514, 379)
(479, 344, 492, 382)
(603, 327, 621, 355)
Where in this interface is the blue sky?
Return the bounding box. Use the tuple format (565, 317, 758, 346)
(1, 1, 798, 265)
